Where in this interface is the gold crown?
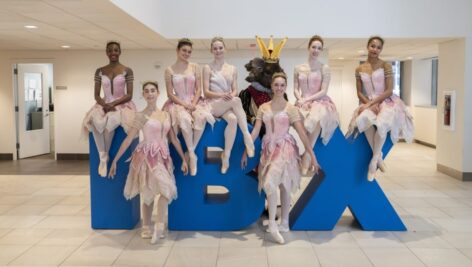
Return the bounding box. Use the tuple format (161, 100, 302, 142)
(255, 35, 288, 63)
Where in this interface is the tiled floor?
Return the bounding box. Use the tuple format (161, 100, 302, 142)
(1, 143, 472, 266)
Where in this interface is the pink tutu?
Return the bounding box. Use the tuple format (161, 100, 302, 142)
(297, 96, 339, 145)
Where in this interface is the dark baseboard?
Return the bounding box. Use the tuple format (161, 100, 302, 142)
(414, 139, 436, 148)
(56, 153, 89, 160)
(437, 163, 472, 181)
(0, 153, 13, 160)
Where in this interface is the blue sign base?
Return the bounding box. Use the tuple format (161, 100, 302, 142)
(290, 128, 406, 231)
(89, 126, 140, 229)
(169, 120, 265, 231)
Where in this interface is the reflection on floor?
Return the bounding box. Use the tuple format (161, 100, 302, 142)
(0, 153, 88, 175)
(1, 143, 472, 267)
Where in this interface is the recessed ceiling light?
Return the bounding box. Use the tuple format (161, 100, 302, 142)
(407, 56, 413, 60)
(61, 45, 71, 49)
(357, 50, 364, 54)
(24, 25, 38, 29)
(338, 57, 345, 60)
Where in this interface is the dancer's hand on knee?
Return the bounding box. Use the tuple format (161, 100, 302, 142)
(185, 103, 196, 111)
(370, 103, 380, 114)
(108, 161, 117, 179)
(222, 93, 233, 101)
(181, 161, 189, 175)
(241, 151, 248, 169)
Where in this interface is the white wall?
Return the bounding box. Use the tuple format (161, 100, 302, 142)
(437, 39, 465, 172)
(413, 106, 437, 146)
(464, 38, 472, 173)
(112, 0, 472, 39)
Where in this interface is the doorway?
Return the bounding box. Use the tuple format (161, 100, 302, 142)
(13, 63, 54, 159)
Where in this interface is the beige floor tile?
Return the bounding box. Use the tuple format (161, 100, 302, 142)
(0, 205, 13, 215)
(411, 248, 472, 267)
(315, 247, 373, 267)
(264, 231, 312, 248)
(308, 231, 359, 248)
(459, 248, 472, 261)
(114, 245, 171, 267)
(126, 230, 177, 248)
(165, 247, 218, 267)
(5, 205, 50, 215)
(267, 246, 320, 267)
(351, 231, 405, 248)
(362, 248, 425, 267)
(219, 228, 265, 248)
(440, 232, 472, 248)
(10, 245, 77, 265)
(217, 247, 267, 267)
(0, 244, 32, 264)
(32, 215, 89, 229)
(62, 243, 125, 266)
(174, 231, 221, 247)
(393, 231, 453, 248)
(38, 229, 93, 246)
(0, 228, 52, 245)
(0, 215, 45, 228)
(42, 204, 86, 216)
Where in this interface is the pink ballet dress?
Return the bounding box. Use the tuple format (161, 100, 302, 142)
(257, 103, 302, 196)
(347, 63, 414, 143)
(124, 112, 177, 205)
(163, 65, 215, 133)
(82, 69, 136, 136)
(296, 65, 339, 144)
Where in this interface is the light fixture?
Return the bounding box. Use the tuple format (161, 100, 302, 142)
(61, 45, 71, 49)
(338, 57, 345, 60)
(24, 25, 38, 29)
(407, 56, 413, 60)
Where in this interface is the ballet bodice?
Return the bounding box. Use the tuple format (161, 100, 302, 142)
(101, 72, 127, 103)
(359, 68, 387, 98)
(171, 73, 197, 103)
(209, 66, 233, 93)
(298, 70, 322, 97)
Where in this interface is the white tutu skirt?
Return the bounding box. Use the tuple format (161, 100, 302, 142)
(258, 134, 301, 196)
(82, 101, 136, 138)
(347, 95, 414, 143)
(124, 142, 177, 205)
(162, 98, 215, 134)
(298, 96, 339, 145)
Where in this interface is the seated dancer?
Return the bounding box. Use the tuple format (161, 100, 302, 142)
(202, 37, 255, 174)
(82, 41, 136, 177)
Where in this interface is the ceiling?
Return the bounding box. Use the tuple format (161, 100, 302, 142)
(0, 0, 452, 60)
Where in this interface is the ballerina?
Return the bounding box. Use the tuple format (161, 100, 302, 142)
(242, 73, 318, 244)
(163, 38, 215, 176)
(202, 36, 255, 174)
(82, 41, 136, 177)
(294, 35, 339, 174)
(109, 81, 188, 244)
(347, 36, 414, 181)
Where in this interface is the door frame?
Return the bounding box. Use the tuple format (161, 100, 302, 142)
(11, 59, 55, 160)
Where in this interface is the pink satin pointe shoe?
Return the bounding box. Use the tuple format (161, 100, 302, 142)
(141, 225, 152, 239)
(221, 153, 230, 174)
(150, 222, 165, 244)
(189, 152, 197, 176)
(377, 152, 386, 172)
(268, 221, 285, 244)
(244, 134, 255, 158)
(98, 152, 108, 177)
